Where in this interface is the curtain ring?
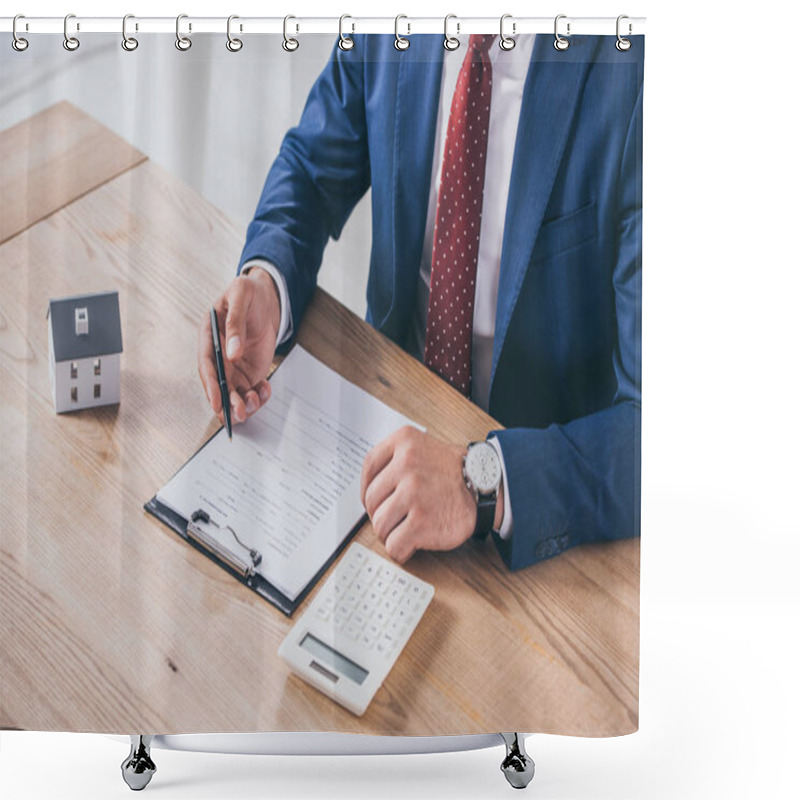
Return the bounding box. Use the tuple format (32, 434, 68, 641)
(394, 15, 410, 51)
(616, 14, 632, 51)
(12, 15, 29, 52)
(554, 14, 570, 51)
(122, 14, 138, 51)
(443, 14, 460, 51)
(175, 14, 192, 51)
(283, 15, 299, 51)
(63, 13, 80, 51)
(338, 14, 354, 50)
(499, 14, 515, 51)
(226, 15, 243, 52)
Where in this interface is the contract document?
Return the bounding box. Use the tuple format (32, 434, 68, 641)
(154, 346, 419, 604)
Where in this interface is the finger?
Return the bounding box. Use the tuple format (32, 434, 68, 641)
(363, 460, 399, 519)
(243, 389, 260, 417)
(229, 387, 247, 423)
(360, 433, 399, 507)
(253, 379, 271, 405)
(224, 278, 252, 362)
(384, 517, 418, 565)
(371, 486, 410, 545)
(197, 314, 221, 413)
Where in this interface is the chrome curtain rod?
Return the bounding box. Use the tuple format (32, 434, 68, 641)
(0, 15, 646, 36)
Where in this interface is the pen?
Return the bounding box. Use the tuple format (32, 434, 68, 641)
(210, 308, 233, 441)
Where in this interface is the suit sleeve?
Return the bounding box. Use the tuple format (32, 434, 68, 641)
(237, 40, 370, 335)
(490, 83, 642, 571)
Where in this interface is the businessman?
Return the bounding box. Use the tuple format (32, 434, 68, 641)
(198, 34, 643, 571)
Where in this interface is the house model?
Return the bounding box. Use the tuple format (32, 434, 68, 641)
(47, 290, 123, 413)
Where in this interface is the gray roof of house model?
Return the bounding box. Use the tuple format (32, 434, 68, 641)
(48, 290, 123, 362)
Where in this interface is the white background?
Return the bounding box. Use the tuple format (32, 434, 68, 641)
(2, 1, 799, 799)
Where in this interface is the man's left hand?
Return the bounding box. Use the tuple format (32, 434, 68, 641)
(360, 426, 501, 564)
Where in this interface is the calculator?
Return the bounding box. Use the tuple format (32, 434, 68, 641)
(278, 542, 434, 716)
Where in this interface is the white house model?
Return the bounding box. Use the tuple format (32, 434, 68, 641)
(47, 290, 123, 413)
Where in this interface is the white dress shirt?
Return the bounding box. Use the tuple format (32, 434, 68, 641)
(245, 35, 536, 539)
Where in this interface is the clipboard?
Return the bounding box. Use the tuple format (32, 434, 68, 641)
(143, 345, 418, 619)
(145, 443, 364, 617)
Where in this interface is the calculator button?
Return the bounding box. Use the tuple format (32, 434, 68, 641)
(335, 604, 352, 623)
(345, 622, 360, 639)
(344, 591, 359, 607)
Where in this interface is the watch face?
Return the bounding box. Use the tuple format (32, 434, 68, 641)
(465, 442, 501, 494)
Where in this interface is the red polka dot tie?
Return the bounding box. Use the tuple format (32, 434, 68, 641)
(424, 34, 496, 396)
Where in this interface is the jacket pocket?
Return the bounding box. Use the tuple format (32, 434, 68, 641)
(532, 201, 598, 262)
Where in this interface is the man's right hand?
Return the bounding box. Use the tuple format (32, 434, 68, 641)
(197, 267, 282, 426)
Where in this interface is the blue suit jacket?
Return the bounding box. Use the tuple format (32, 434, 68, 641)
(239, 35, 643, 571)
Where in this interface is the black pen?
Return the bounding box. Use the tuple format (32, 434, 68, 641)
(210, 308, 233, 441)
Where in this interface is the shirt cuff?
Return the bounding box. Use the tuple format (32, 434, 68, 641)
(487, 436, 513, 540)
(242, 259, 294, 345)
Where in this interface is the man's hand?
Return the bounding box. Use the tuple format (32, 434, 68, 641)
(360, 426, 504, 564)
(197, 268, 281, 425)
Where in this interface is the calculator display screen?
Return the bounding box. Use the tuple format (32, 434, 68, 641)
(300, 633, 369, 685)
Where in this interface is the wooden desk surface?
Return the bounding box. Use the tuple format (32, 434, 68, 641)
(0, 103, 639, 736)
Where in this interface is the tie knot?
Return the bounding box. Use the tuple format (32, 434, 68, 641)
(468, 34, 496, 59)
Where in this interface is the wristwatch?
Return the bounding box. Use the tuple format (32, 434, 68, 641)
(462, 441, 502, 540)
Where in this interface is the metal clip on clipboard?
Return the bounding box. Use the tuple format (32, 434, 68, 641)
(186, 509, 262, 581)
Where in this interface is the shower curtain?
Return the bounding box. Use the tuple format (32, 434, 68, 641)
(0, 19, 643, 747)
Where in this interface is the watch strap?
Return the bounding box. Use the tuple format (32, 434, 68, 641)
(473, 491, 496, 540)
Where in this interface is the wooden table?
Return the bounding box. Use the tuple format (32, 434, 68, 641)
(0, 102, 639, 736)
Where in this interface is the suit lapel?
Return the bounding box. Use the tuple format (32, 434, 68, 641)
(491, 35, 601, 390)
(387, 36, 443, 332)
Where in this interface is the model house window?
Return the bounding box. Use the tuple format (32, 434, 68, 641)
(71, 386, 78, 403)
(71, 362, 78, 379)
(75, 307, 89, 335)
(94, 358, 101, 376)
(94, 384, 101, 399)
